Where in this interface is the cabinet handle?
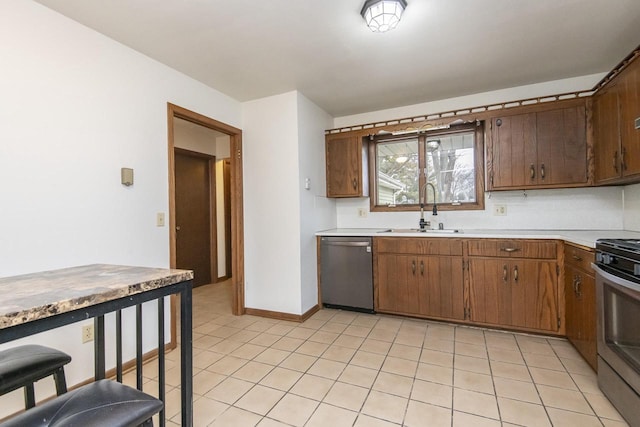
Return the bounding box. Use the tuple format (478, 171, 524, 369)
(513, 265, 519, 283)
(530, 164, 536, 180)
(503, 265, 508, 282)
(500, 247, 520, 253)
(622, 147, 627, 171)
(420, 260, 424, 275)
(352, 178, 357, 190)
(540, 164, 545, 180)
(572, 253, 583, 261)
(573, 274, 582, 297)
(412, 260, 416, 275)
(614, 151, 619, 173)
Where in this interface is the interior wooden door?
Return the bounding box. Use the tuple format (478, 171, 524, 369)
(175, 150, 214, 287)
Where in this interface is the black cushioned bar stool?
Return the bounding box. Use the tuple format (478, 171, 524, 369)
(0, 379, 164, 427)
(0, 345, 71, 409)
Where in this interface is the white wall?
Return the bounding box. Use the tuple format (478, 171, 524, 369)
(331, 74, 632, 231)
(242, 92, 303, 314)
(296, 93, 336, 313)
(242, 91, 335, 315)
(174, 117, 217, 156)
(0, 0, 241, 416)
(624, 183, 640, 232)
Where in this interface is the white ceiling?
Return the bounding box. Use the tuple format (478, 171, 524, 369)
(35, 0, 640, 117)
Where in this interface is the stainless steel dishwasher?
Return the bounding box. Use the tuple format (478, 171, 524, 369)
(320, 236, 374, 312)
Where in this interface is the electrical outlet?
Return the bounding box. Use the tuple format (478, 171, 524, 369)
(156, 212, 165, 227)
(82, 324, 94, 343)
(357, 208, 368, 218)
(493, 204, 507, 216)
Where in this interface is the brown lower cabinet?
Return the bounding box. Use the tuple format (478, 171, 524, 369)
(375, 238, 464, 321)
(468, 258, 559, 333)
(564, 243, 597, 371)
(374, 237, 563, 335)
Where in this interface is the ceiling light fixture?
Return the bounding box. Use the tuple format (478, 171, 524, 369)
(361, 0, 407, 33)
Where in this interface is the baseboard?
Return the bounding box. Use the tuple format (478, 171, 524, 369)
(72, 342, 175, 389)
(245, 304, 320, 323)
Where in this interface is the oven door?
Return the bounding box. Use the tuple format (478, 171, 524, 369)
(594, 264, 640, 395)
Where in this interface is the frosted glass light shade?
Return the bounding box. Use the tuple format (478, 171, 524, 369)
(361, 0, 407, 33)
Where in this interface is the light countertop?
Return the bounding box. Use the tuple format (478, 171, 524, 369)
(316, 228, 640, 248)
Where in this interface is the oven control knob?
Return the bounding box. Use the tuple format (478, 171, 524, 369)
(601, 253, 613, 265)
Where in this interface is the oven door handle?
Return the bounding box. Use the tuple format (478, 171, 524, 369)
(592, 264, 640, 294)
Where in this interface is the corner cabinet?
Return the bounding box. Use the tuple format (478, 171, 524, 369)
(375, 238, 464, 321)
(564, 243, 597, 371)
(594, 57, 640, 185)
(325, 134, 368, 198)
(467, 239, 561, 334)
(488, 99, 589, 190)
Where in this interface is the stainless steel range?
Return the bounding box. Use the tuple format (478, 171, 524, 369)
(594, 239, 640, 426)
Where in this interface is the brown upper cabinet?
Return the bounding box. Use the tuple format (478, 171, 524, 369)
(594, 58, 640, 185)
(325, 134, 368, 197)
(488, 98, 588, 191)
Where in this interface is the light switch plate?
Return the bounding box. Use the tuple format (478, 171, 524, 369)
(121, 168, 134, 186)
(156, 212, 165, 227)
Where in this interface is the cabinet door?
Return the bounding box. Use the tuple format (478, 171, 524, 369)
(593, 83, 622, 184)
(620, 60, 640, 179)
(565, 266, 597, 371)
(491, 114, 537, 189)
(536, 105, 587, 186)
(564, 264, 580, 348)
(377, 254, 419, 314)
(514, 260, 559, 332)
(326, 135, 363, 197)
(468, 258, 509, 325)
(469, 258, 558, 332)
(417, 256, 464, 320)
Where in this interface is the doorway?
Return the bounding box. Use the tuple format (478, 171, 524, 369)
(167, 104, 244, 318)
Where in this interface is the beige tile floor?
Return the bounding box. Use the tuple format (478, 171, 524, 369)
(134, 281, 630, 426)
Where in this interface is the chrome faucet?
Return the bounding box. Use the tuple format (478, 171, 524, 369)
(419, 182, 438, 231)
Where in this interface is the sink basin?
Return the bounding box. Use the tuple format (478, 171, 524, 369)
(378, 228, 461, 234)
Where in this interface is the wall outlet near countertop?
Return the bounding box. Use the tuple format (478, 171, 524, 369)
(493, 204, 507, 216)
(357, 208, 368, 218)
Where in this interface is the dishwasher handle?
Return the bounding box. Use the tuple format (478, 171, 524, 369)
(322, 241, 371, 248)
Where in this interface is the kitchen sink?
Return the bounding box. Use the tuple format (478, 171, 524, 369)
(378, 228, 462, 234)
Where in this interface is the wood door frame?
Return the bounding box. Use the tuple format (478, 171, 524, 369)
(174, 147, 218, 285)
(168, 103, 245, 341)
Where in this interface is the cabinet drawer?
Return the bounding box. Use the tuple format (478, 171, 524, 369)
(564, 243, 595, 273)
(468, 239, 558, 259)
(375, 237, 463, 256)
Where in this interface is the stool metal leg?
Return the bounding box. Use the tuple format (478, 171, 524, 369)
(53, 366, 68, 395)
(23, 382, 36, 409)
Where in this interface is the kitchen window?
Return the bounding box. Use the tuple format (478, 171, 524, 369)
(369, 122, 485, 211)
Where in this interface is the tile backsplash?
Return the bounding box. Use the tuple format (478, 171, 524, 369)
(336, 186, 625, 231)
